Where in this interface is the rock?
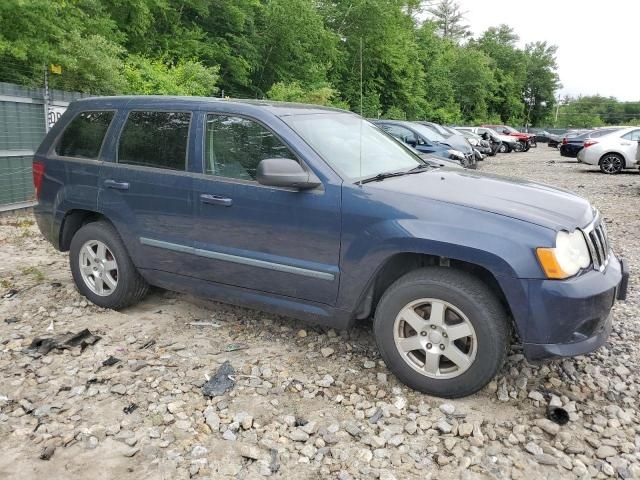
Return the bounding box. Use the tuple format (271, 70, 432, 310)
(122, 447, 139, 458)
(240, 444, 261, 460)
(404, 421, 417, 435)
(436, 420, 452, 434)
(320, 348, 334, 358)
(205, 412, 220, 432)
(525, 442, 543, 456)
(363, 360, 376, 369)
(300, 444, 316, 458)
(439, 403, 455, 415)
(458, 423, 473, 437)
(110, 384, 126, 395)
(535, 418, 560, 436)
(288, 429, 310, 442)
(222, 430, 236, 441)
(595, 445, 617, 459)
(528, 391, 545, 402)
(297, 329, 307, 337)
(535, 453, 558, 465)
(370, 435, 386, 448)
(167, 401, 184, 414)
(191, 445, 208, 458)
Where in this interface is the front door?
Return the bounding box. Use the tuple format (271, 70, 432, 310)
(98, 110, 195, 272)
(190, 113, 342, 305)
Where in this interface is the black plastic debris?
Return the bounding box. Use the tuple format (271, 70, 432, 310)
(123, 403, 138, 414)
(25, 329, 101, 356)
(2, 289, 18, 299)
(202, 361, 236, 397)
(102, 356, 121, 367)
(4, 317, 18, 324)
(50, 282, 62, 288)
(547, 406, 570, 425)
(39, 446, 55, 460)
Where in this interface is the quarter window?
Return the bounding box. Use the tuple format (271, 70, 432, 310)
(204, 114, 296, 180)
(622, 130, 640, 141)
(56, 111, 114, 159)
(118, 111, 191, 170)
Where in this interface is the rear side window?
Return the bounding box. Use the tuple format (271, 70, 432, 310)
(56, 111, 114, 159)
(118, 111, 191, 170)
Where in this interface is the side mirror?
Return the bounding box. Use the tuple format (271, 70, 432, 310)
(257, 158, 321, 190)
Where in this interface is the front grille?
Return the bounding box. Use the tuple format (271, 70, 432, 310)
(583, 217, 610, 272)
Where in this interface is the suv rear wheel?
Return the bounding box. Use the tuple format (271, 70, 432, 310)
(373, 268, 509, 398)
(70, 221, 148, 309)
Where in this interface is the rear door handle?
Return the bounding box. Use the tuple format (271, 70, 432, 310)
(200, 194, 233, 207)
(104, 179, 130, 191)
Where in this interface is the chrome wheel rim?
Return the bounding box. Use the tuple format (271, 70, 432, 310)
(393, 298, 477, 379)
(499, 144, 507, 153)
(601, 155, 622, 173)
(79, 240, 118, 296)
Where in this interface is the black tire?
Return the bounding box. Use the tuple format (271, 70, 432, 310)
(599, 153, 624, 174)
(498, 143, 508, 153)
(522, 141, 530, 152)
(69, 221, 148, 309)
(373, 268, 509, 398)
(513, 141, 524, 152)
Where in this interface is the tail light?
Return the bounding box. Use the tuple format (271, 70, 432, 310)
(583, 140, 598, 148)
(32, 160, 45, 200)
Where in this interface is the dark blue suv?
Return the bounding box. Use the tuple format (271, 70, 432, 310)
(33, 96, 629, 398)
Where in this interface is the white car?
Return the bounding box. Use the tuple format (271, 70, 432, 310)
(577, 127, 640, 174)
(457, 127, 519, 153)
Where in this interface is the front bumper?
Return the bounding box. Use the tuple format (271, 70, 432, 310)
(523, 254, 629, 361)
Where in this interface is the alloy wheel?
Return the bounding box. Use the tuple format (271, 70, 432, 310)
(79, 240, 119, 296)
(600, 155, 623, 174)
(393, 298, 477, 379)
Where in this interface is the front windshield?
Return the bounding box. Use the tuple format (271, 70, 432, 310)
(503, 126, 518, 133)
(284, 113, 422, 181)
(411, 123, 447, 143)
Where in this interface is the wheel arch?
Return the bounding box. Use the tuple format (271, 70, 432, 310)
(59, 209, 110, 252)
(353, 252, 523, 339)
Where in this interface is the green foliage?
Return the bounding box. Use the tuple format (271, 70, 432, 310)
(0, 0, 584, 127)
(124, 56, 219, 96)
(556, 96, 640, 128)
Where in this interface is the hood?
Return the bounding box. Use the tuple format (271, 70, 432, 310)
(439, 134, 473, 154)
(365, 168, 594, 231)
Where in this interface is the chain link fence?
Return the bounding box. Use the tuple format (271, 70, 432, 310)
(0, 81, 89, 210)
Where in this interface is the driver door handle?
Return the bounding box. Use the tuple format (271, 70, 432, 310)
(200, 194, 233, 207)
(104, 179, 129, 190)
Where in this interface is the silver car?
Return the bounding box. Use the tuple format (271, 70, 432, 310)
(577, 127, 640, 174)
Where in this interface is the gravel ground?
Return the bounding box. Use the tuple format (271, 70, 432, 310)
(0, 147, 638, 479)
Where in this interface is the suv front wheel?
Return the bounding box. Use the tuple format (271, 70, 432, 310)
(374, 268, 509, 398)
(69, 221, 148, 309)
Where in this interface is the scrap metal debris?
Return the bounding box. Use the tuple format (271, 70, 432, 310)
(202, 361, 236, 397)
(102, 356, 121, 367)
(25, 329, 101, 356)
(123, 403, 138, 414)
(2, 289, 18, 299)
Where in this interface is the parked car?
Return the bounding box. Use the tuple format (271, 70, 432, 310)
(457, 126, 518, 153)
(456, 129, 497, 156)
(372, 120, 475, 168)
(560, 128, 621, 158)
(482, 124, 535, 150)
(415, 122, 483, 162)
(33, 96, 628, 398)
(577, 127, 640, 174)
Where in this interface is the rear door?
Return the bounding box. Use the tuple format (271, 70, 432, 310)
(620, 129, 640, 166)
(98, 109, 195, 273)
(189, 112, 342, 305)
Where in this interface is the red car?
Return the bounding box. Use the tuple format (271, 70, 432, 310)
(482, 125, 536, 151)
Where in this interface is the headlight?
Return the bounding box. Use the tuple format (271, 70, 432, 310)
(447, 149, 465, 160)
(536, 230, 591, 279)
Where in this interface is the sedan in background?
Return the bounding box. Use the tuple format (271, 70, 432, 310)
(560, 128, 621, 158)
(416, 122, 480, 161)
(372, 120, 475, 168)
(577, 127, 640, 174)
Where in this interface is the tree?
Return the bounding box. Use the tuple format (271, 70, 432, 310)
(425, 0, 471, 42)
(523, 41, 561, 126)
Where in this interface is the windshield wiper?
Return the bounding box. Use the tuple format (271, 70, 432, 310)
(360, 163, 430, 184)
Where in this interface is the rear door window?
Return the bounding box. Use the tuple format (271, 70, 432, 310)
(56, 111, 114, 159)
(622, 130, 640, 141)
(118, 111, 191, 170)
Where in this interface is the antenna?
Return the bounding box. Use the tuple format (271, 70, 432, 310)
(358, 36, 363, 186)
